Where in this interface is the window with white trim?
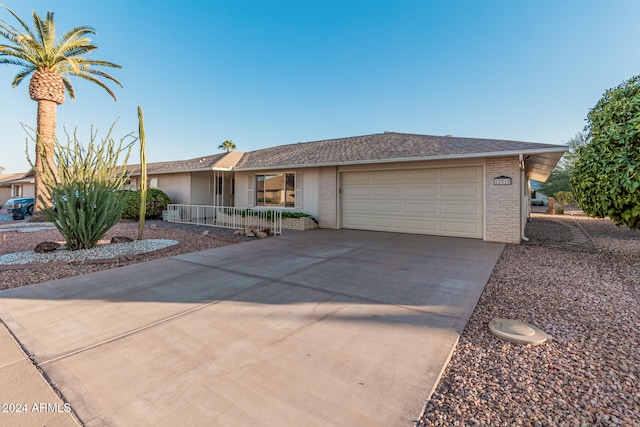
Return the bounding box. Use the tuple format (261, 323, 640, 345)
(255, 173, 296, 207)
(11, 184, 22, 197)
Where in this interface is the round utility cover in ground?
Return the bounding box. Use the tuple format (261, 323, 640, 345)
(488, 318, 550, 345)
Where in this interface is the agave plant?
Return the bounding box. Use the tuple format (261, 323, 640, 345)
(30, 124, 133, 250)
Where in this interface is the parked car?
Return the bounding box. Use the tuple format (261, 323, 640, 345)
(5, 196, 35, 220)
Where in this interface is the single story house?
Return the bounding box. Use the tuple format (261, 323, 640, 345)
(0, 171, 35, 209)
(530, 180, 549, 206)
(127, 132, 567, 244)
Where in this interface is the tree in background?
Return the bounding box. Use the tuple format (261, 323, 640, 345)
(218, 140, 236, 153)
(535, 132, 589, 200)
(0, 5, 122, 213)
(571, 75, 640, 229)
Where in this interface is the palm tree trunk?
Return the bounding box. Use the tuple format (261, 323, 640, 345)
(33, 99, 58, 213)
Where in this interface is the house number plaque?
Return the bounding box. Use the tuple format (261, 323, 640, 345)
(494, 176, 512, 185)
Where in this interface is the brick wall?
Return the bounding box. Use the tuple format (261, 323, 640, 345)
(318, 166, 338, 229)
(485, 156, 522, 244)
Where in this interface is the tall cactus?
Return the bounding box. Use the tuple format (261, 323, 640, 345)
(138, 106, 147, 240)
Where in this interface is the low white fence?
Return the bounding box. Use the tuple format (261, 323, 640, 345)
(166, 204, 282, 235)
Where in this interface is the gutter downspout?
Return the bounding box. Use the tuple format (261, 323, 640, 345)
(519, 154, 529, 242)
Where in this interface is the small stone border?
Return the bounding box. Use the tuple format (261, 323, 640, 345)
(0, 241, 183, 271)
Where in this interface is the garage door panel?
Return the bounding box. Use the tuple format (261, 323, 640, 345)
(372, 186, 402, 197)
(342, 201, 370, 212)
(371, 171, 402, 183)
(341, 167, 483, 239)
(403, 185, 437, 197)
(343, 215, 372, 227)
(403, 170, 437, 182)
(343, 186, 371, 197)
(440, 184, 482, 198)
(440, 202, 481, 216)
(440, 220, 481, 236)
(404, 202, 437, 215)
(371, 218, 403, 228)
(404, 219, 438, 232)
(371, 202, 402, 213)
(440, 168, 482, 181)
(342, 173, 370, 185)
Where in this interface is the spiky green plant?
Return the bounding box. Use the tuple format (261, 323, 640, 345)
(28, 123, 133, 250)
(137, 106, 147, 240)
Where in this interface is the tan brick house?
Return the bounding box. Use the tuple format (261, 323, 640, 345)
(127, 132, 567, 244)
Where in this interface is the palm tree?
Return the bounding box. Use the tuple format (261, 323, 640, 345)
(218, 139, 236, 153)
(0, 5, 122, 212)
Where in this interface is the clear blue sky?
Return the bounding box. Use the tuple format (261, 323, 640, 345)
(1, 0, 639, 173)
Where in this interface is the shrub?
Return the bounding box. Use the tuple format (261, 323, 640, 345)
(121, 189, 171, 219)
(571, 75, 640, 229)
(31, 125, 132, 250)
(554, 191, 574, 205)
(555, 206, 565, 215)
(281, 212, 311, 219)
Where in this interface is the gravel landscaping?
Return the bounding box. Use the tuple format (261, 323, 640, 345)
(418, 212, 640, 426)
(0, 220, 249, 290)
(1, 214, 638, 425)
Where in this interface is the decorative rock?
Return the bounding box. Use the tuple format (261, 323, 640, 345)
(233, 229, 244, 235)
(244, 225, 253, 236)
(34, 241, 60, 253)
(202, 230, 210, 236)
(111, 236, 134, 244)
(255, 231, 269, 239)
(246, 232, 255, 237)
(262, 228, 271, 236)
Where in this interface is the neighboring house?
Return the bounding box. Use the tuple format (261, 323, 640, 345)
(530, 180, 549, 206)
(127, 132, 567, 244)
(0, 171, 35, 209)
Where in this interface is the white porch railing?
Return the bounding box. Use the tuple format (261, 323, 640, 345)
(166, 204, 282, 235)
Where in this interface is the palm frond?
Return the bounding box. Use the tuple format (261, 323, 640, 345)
(70, 57, 122, 70)
(72, 71, 118, 101)
(82, 68, 123, 87)
(61, 75, 75, 101)
(0, 4, 36, 40)
(11, 66, 34, 87)
(57, 44, 95, 59)
(58, 25, 95, 44)
(0, 57, 29, 66)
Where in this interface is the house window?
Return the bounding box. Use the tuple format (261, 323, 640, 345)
(149, 178, 158, 189)
(11, 184, 22, 197)
(255, 173, 295, 207)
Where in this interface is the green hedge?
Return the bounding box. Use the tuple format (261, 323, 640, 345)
(120, 189, 171, 219)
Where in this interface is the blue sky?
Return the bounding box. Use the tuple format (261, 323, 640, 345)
(1, 1, 639, 173)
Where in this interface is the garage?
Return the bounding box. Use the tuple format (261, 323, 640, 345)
(340, 166, 484, 238)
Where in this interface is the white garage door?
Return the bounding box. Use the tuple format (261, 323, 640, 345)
(341, 167, 483, 238)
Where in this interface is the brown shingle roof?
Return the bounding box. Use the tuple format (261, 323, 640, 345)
(235, 132, 565, 170)
(127, 152, 231, 176)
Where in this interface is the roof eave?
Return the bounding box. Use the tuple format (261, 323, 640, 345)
(127, 166, 236, 176)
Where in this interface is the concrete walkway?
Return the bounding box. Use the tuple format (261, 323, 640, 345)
(0, 229, 504, 426)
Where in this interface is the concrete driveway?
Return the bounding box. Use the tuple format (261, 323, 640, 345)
(0, 229, 504, 426)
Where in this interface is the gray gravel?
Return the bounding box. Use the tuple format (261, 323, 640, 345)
(418, 213, 640, 426)
(0, 239, 179, 265)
